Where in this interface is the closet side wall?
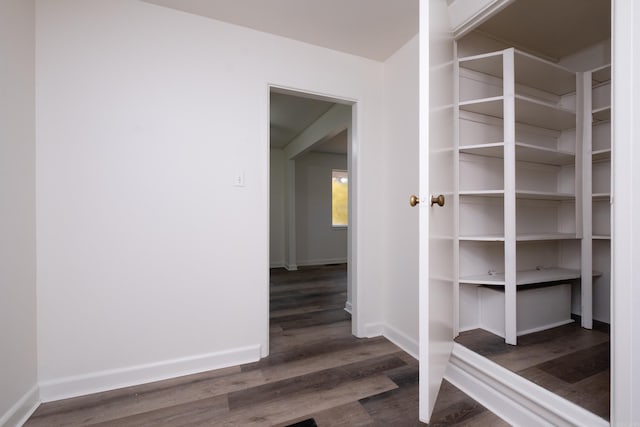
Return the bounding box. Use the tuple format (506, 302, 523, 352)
(0, 0, 39, 424)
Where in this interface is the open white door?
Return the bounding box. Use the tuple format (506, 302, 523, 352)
(418, 0, 456, 422)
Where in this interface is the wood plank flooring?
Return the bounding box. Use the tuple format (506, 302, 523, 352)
(25, 264, 506, 426)
(455, 319, 611, 420)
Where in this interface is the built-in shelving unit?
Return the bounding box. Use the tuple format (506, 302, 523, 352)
(456, 48, 579, 345)
(581, 64, 612, 329)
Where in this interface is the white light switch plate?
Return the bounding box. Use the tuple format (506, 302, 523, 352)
(234, 171, 245, 187)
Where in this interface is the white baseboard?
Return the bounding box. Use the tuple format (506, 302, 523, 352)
(296, 258, 347, 267)
(382, 324, 418, 360)
(284, 263, 298, 271)
(361, 322, 418, 360)
(39, 345, 261, 403)
(363, 322, 384, 338)
(445, 343, 608, 427)
(344, 301, 352, 314)
(517, 319, 574, 337)
(0, 384, 40, 427)
(270, 262, 284, 269)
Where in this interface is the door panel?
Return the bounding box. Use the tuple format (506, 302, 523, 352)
(419, 0, 456, 421)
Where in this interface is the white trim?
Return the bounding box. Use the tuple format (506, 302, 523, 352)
(446, 344, 609, 427)
(448, 0, 515, 38)
(363, 322, 384, 337)
(383, 324, 419, 360)
(516, 319, 575, 337)
(611, 0, 640, 424)
(359, 322, 419, 360)
(0, 385, 40, 427)
(295, 258, 347, 267)
(267, 84, 361, 343)
(285, 159, 297, 273)
(38, 345, 261, 403)
(348, 103, 360, 338)
(344, 301, 352, 314)
(283, 263, 298, 271)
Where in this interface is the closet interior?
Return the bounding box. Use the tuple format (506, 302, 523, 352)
(453, 0, 612, 347)
(441, 0, 614, 420)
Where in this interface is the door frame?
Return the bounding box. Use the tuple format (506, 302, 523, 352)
(610, 0, 640, 423)
(431, 0, 639, 424)
(265, 84, 361, 356)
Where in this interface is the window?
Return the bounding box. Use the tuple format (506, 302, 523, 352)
(332, 170, 348, 227)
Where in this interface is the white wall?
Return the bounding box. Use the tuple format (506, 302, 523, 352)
(295, 152, 348, 266)
(380, 36, 420, 356)
(270, 148, 286, 267)
(0, 0, 39, 425)
(36, 0, 386, 400)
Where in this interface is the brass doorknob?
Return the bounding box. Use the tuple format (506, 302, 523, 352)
(431, 194, 445, 207)
(409, 195, 419, 207)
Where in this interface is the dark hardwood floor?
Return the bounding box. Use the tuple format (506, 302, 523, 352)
(455, 319, 611, 420)
(25, 264, 506, 426)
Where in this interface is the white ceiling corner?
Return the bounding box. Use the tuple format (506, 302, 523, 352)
(475, 0, 611, 62)
(141, 0, 419, 61)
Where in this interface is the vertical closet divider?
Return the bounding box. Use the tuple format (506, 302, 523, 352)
(503, 49, 517, 345)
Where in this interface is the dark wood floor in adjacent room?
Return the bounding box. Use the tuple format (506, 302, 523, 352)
(25, 264, 506, 426)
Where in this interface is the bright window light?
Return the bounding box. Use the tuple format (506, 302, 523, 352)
(332, 170, 348, 227)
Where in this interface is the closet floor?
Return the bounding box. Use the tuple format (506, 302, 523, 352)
(455, 320, 610, 420)
(25, 264, 508, 426)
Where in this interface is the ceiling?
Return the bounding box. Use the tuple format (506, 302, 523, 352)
(141, 0, 610, 155)
(141, 0, 417, 155)
(475, 0, 611, 61)
(313, 129, 348, 155)
(142, 0, 419, 61)
(270, 93, 335, 150)
(270, 92, 348, 155)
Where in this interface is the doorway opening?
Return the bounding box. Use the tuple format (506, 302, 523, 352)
(268, 87, 357, 354)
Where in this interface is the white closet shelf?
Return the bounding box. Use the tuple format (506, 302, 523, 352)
(459, 233, 577, 242)
(459, 190, 574, 200)
(460, 190, 504, 197)
(592, 148, 611, 161)
(459, 274, 505, 285)
(516, 268, 581, 285)
(593, 235, 611, 240)
(515, 191, 575, 200)
(459, 267, 583, 286)
(516, 233, 578, 241)
(592, 106, 611, 122)
(459, 96, 576, 131)
(458, 49, 575, 96)
(592, 193, 611, 201)
(459, 142, 574, 165)
(459, 235, 505, 242)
